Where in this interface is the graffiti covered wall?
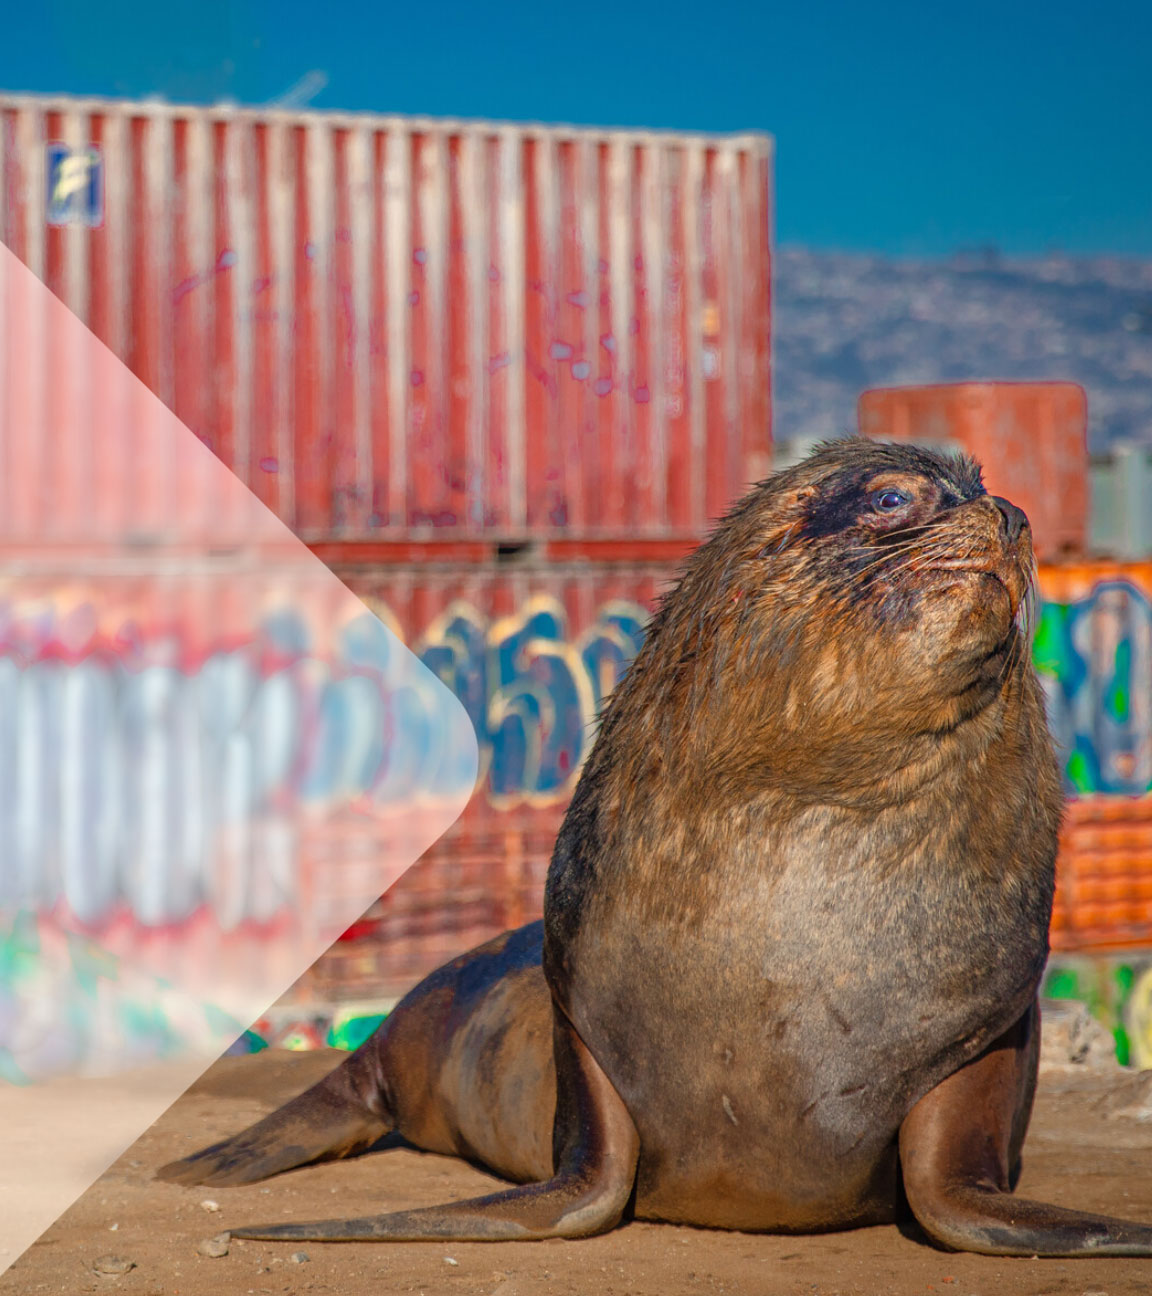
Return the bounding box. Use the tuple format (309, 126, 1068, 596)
(305, 565, 1152, 1011)
(1036, 571, 1152, 795)
(410, 595, 649, 808)
(0, 576, 476, 1080)
(0, 589, 473, 930)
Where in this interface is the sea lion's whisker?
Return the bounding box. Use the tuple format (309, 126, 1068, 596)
(847, 538, 957, 574)
(857, 528, 977, 564)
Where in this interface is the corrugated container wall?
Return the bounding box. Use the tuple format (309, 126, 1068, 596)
(857, 382, 1088, 560)
(0, 96, 774, 545)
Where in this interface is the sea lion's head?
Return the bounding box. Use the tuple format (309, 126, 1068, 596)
(621, 437, 1047, 805)
(768, 436, 1033, 714)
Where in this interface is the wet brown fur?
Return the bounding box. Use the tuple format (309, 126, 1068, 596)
(160, 439, 1152, 1256)
(543, 436, 1061, 1231)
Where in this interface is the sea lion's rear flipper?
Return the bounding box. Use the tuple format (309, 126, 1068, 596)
(230, 1009, 640, 1242)
(900, 999, 1152, 1257)
(157, 1053, 393, 1188)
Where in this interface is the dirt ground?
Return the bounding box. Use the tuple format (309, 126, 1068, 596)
(5, 1050, 1152, 1296)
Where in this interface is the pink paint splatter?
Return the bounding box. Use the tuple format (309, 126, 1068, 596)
(172, 276, 201, 305)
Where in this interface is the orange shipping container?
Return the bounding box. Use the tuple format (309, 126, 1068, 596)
(857, 381, 1088, 560)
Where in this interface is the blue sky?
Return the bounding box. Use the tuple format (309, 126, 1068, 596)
(3, 1, 1150, 256)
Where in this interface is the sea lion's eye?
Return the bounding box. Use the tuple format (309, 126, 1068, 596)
(872, 489, 910, 513)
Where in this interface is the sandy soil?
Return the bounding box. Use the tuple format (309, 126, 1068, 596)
(0, 1057, 216, 1275)
(5, 1050, 1152, 1296)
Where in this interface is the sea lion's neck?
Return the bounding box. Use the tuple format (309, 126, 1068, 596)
(606, 649, 1038, 812)
(556, 665, 1059, 928)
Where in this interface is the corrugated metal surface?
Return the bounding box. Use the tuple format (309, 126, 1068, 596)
(1053, 797, 1152, 952)
(299, 826, 556, 999)
(1089, 442, 1152, 559)
(858, 381, 1088, 560)
(0, 95, 773, 545)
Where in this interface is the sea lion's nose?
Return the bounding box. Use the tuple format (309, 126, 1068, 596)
(989, 496, 1028, 542)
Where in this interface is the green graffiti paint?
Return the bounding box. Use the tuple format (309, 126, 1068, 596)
(1114, 1025, 1132, 1066)
(1032, 603, 1068, 677)
(117, 997, 181, 1059)
(0, 910, 41, 984)
(203, 1003, 247, 1038)
(1042, 955, 1152, 1067)
(228, 1029, 269, 1055)
(1105, 639, 1132, 723)
(1066, 749, 1095, 794)
(1044, 967, 1082, 1000)
(65, 931, 120, 998)
(327, 1012, 387, 1051)
(0, 1050, 30, 1085)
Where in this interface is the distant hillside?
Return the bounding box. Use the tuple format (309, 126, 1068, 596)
(773, 248, 1152, 452)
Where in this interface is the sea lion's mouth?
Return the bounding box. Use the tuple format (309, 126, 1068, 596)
(923, 560, 1027, 619)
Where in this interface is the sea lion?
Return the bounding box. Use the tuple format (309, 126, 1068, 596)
(160, 437, 1152, 1256)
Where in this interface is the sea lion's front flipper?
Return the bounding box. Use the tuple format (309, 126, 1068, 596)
(900, 999, 1152, 1257)
(231, 1008, 640, 1242)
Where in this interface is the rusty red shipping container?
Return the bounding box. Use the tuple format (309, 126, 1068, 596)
(0, 94, 773, 547)
(857, 381, 1088, 560)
